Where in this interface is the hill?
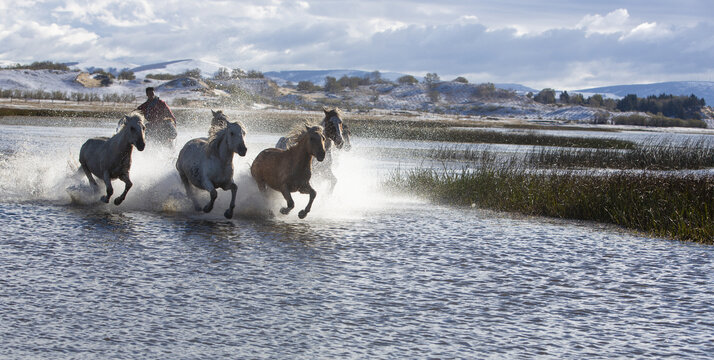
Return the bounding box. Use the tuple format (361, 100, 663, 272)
(576, 81, 714, 106)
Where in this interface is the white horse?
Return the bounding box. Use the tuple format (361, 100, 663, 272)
(78, 112, 146, 205)
(175, 119, 248, 219)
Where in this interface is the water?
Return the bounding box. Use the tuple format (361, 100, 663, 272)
(1, 121, 713, 358)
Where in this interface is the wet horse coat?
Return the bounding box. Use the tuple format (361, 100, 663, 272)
(78, 112, 146, 205)
(175, 116, 247, 219)
(275, 108, 350, 191)
(252, 125, 326, 219)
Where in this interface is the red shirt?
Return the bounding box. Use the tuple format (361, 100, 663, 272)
(137, 97, 176, 123)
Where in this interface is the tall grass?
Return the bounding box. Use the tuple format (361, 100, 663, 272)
(528, 139, 714, 170)
(388, 165, 714, 243)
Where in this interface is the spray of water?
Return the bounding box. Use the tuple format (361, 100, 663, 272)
(0, 125, 411, 221)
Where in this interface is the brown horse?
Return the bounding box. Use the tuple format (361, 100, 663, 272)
(251, 125, 326, 219)
(275, 107, 351, 192)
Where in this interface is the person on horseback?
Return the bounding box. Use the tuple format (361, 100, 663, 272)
(137, 87, 175, 124)
(137, 87, 177, 147)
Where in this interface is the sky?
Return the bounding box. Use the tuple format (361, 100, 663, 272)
(1, 0, 713, 90)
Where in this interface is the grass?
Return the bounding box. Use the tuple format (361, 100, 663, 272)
(528, 139, 714, 170)
(388, 165, 714, 244)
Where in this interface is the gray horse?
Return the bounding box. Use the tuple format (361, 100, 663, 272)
(78, 112, 146, 205)
(175, 118, 248, 219)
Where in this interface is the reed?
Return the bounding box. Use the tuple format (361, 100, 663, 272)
(528, 139, 714, 170)
(388, 165, 714, 244)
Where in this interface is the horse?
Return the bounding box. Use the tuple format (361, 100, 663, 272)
(208, 109, 228, 137)
(175, 116, 247, 219)
(78, 112, 146, 205)
(275, 107, 351, 191)
(144, 117, 177, 148)
(251, 125, 326, 219)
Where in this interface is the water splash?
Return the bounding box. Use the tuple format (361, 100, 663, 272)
(0, 125, 411, 221)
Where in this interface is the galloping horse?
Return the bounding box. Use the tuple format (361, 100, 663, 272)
(252, 125, 326, 219)
(276, 107, 351, 191)
(78, 112, 146, 205)
(175, 115, 248, 219)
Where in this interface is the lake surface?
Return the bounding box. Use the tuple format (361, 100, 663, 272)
(1, 120, 713, 358)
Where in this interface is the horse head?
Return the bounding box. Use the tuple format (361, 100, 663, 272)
(118, 112, 146, 151)
(306, 125, 326, 162)
(225, 121, 248, 157)
(323, 107, 345, 148)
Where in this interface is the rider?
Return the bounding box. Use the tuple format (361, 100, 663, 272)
(137, 87, 176, 124)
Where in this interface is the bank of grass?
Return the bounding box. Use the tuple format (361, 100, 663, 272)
(388, 166, 714, 243)
(529, 139, 714, 170)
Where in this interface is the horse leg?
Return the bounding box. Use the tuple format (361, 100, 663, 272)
(179, 171, 202, 211)
(298, 185, 317, 219)
(224, 182, 237, 219)
(113, 173, 132, 205)
(100, 171, 113, 203)
(201, 179, 217, 213)
(279, 187, 295, 215)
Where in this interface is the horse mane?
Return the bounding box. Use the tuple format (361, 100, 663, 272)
(207, 120, 245, 155)
(208, 110, 245, 138)
(116, 111, 145, 134)
(283, 119, 321, 148)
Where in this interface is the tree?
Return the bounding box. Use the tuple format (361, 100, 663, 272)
(559, 90, 570, 104)
(397, 75, 418, 85)
(117, 69, 135, 81)
(424, 73, 440, 87)
(452, 76, 468, 84)
(587, 94, 603, 107)
(324, 76, 343, 93)
(214, 67, 231, 80)
(246, 70, 264, 78)
(181, 68, 202, 79)
(297, 80, 320, 92)
(534, 88, 556, 104)
(231, 68, 247, 79)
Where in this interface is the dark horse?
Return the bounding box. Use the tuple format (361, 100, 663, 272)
(78, 112, 146, 205)
(276, 107, 351, 191)
(252, 125, 326, 219)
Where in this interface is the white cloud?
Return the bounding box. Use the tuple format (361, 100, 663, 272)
(577, 8, 631, 36)
(620, 22, 671, 41)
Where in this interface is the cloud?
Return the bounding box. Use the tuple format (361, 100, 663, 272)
(577, 8, 631, 35)
(1, 2, 713, 89)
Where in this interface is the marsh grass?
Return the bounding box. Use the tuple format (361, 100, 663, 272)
(388, 165, 714, 243)
(529, 139, 714, 170)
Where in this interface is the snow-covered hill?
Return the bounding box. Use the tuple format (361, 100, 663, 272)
(576, 81, 714, 106)
(0, 67, 709, 126)
(264, 69, 408, 86)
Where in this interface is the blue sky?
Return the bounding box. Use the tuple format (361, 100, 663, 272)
(1, 0, 713, 90)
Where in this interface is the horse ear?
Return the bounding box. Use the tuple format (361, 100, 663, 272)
(211, 109, 217, 116)
(116, 117, 127, 132)
(305, 125, 311, 132)
(323, 107, 329, 114)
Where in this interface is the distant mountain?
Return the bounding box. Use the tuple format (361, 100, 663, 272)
(494, 83, 538, 94)
(264, 69, 411, 85)
(129, 59, 225, 78)
(576, 81, 714, 106)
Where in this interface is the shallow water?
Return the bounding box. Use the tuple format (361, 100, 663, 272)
(1, 122, 713, 358)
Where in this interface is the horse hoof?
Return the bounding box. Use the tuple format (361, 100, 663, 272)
(100, 196, 110, 203)
(203, 205, 213, 213)
(279, 207, 291, 215)
(224, 209, 233, 219)
(298, 210, 308, 219)
(114, 198, 124, 206)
